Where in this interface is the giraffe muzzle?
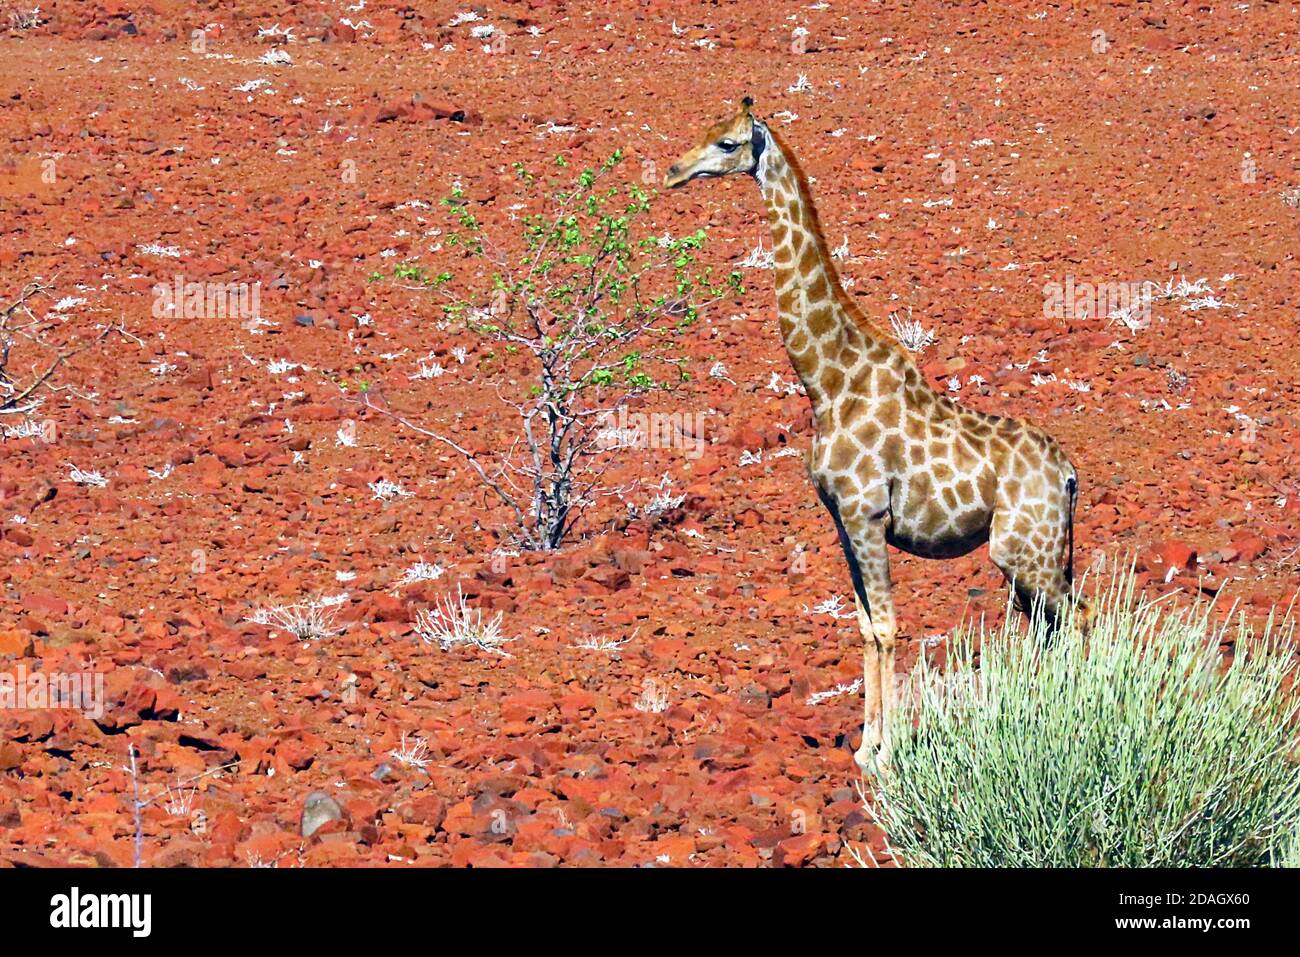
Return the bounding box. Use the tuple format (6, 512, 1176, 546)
(664, 165, 720, 189)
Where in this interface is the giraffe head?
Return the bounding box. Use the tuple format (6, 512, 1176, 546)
(663, 97, 767, 189)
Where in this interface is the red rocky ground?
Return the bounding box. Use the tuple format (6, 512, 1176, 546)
(0, 1, 1297, 867)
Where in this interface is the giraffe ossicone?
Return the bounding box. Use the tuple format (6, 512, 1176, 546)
(666, 98, 1084, 774)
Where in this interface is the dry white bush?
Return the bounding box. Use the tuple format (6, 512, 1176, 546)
(161, 780, 198, 818)
(7, 7, 42, 30)
(388, 732, 432, 770)
(246, 598, 344, 641)
(394, 561, 445, 588)
(737, 240, 775, 269)
(369, 478, 412, 501)
(889, 308, 936, 353)
(414, 585, 513, 657)
(67, 463, 108, 487)
(633, 679, 670, 714)
(1108, 301, 1149, 333)
(571, 635, 631, 652)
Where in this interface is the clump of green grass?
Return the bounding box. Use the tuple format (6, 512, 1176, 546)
(863, 569, 1300, 867)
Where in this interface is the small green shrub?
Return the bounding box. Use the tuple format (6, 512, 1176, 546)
(864, 570, 1300, 867)
(365, 152, 741, 550)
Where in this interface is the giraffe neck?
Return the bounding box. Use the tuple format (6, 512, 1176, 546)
(753, 124, 894, 421)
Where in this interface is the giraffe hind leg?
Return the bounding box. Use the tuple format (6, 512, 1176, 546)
(989, 503, 1076, 638)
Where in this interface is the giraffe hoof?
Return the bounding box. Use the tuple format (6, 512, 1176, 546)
(876, 749, 892, 776)
(854, 746, 879, 775)
(855, 744, 892, 778)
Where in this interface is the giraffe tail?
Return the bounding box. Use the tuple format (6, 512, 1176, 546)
(1064, 473, 1078, 586)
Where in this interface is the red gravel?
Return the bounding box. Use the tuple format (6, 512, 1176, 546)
(0, 1, 1297, 867)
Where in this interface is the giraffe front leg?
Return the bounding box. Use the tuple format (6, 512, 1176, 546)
(874, 600, 898, 774)
(813, 482, 897, 775)
(844, 517, 896, 775)
(852, 593, 881, 763)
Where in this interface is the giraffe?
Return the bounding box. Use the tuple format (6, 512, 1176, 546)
(665, 98, 1082, 773)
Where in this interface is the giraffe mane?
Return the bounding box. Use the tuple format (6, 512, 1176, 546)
(764, 125, 910, 359)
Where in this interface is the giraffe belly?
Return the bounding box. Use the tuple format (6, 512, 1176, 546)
(807, 434, 995, 559)
(887, 520, 990, 560)
(887, 481, 994, 560)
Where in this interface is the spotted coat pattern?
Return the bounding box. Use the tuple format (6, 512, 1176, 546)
(668, 104, 1082, 772)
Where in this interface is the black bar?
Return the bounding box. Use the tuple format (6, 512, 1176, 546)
(0, 867, 1281, 942)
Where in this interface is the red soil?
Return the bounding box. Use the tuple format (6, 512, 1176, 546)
(0, 1, 1296, 867)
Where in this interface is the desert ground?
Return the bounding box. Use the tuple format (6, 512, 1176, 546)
(0, 1, 1297, 867)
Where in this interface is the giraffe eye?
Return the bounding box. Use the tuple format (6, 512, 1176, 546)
(717, 141, 740, 153)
